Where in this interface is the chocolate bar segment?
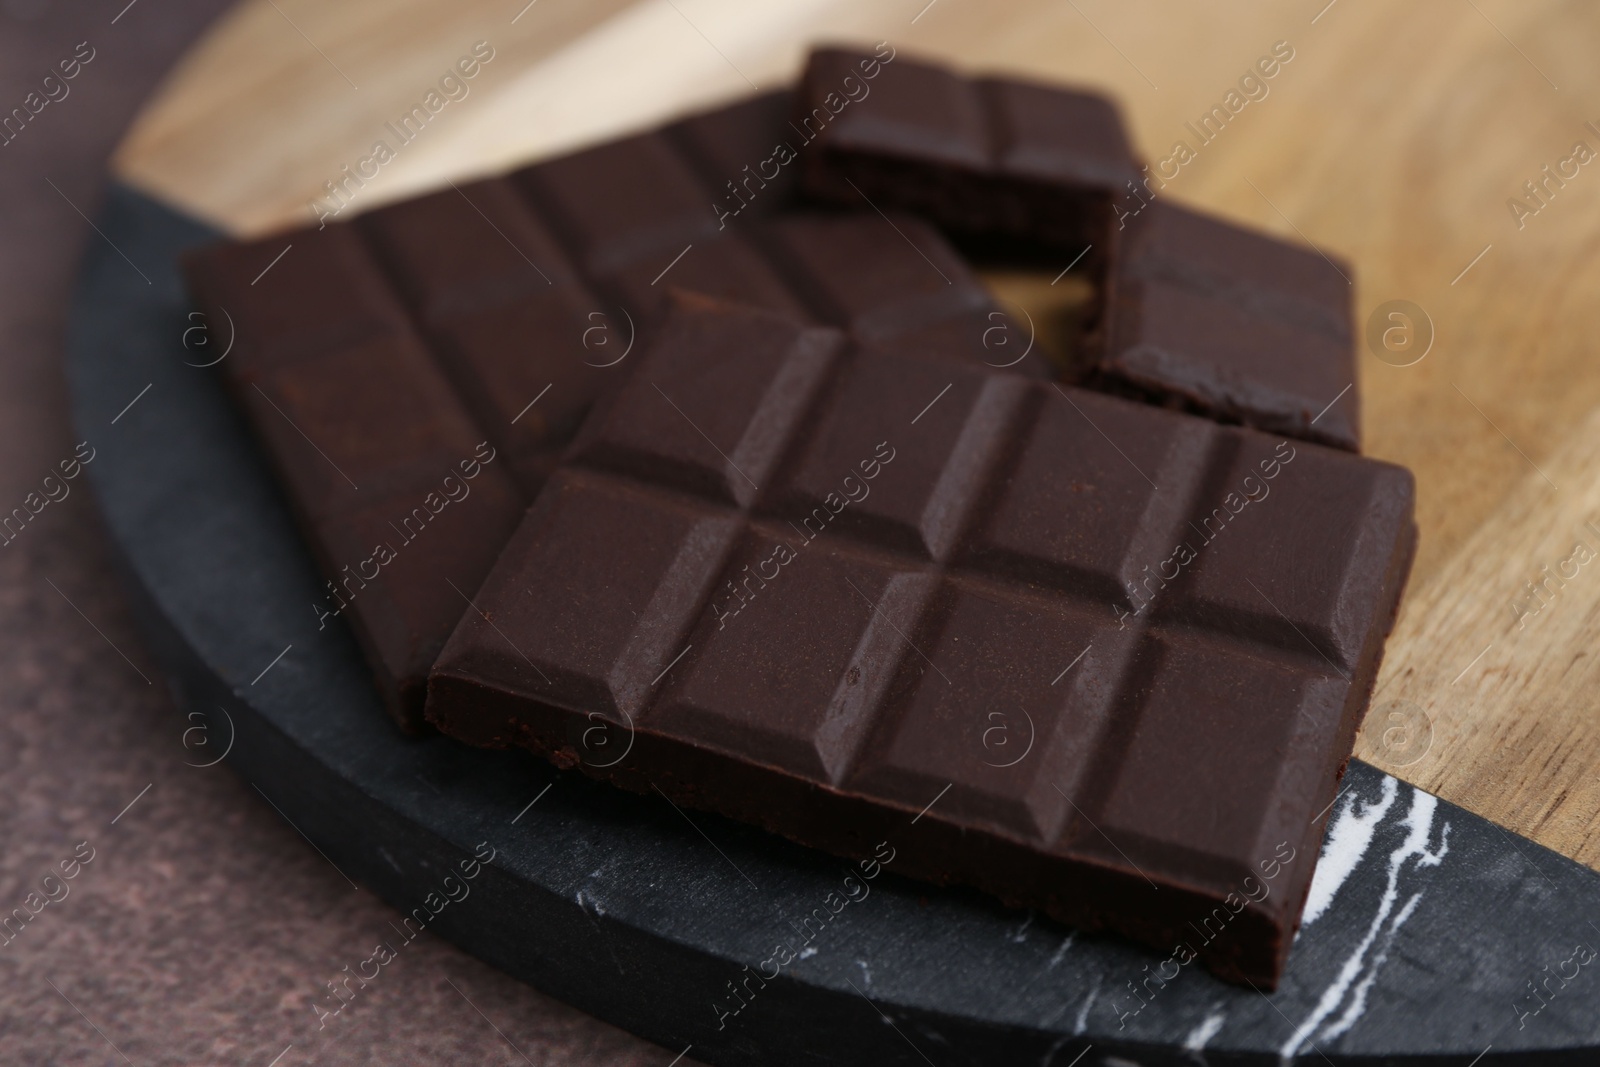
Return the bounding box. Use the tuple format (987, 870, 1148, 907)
(794, 48, 1360, 450)
(357, 180, 611, 494)
(184, 90, 1047, 728)
(761, 212, 999, 359)
(426, 294, 1416, 986)
(507, 113, 1037, 366)
(667, 89, 804, 220)
(357, 176, 582, 320)
(517, 130, 724, 275)
(1100, 202, 1358, 450)
(182, 228, 527, 727)
(795, 47, 1140, 311)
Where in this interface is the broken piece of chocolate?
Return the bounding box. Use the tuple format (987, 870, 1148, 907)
(794, 47, 1359, 449)
(1100, 202, 1358, 450)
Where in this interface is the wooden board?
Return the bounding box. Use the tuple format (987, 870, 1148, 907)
(113, 0, 1600, 867)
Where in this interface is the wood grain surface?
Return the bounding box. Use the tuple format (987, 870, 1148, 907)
(112, 0, 1600, 867)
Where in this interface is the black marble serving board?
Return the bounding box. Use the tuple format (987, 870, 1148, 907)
(66, 183, 1600, 1065)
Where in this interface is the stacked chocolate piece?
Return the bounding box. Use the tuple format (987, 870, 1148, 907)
(184, 47, 1413, 987)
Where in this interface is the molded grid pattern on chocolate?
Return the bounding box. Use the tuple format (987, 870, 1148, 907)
(181, 222, 529, 720)
(351, 88, 1039, 493)
(798, 47, 1140, 275)
(182, 92, 1048, 725)
(1103, 202, 1358, 451)
(430, 297, 1414, 902)
(793, 47, 1361, 451)
(184, 89, 1041, 511)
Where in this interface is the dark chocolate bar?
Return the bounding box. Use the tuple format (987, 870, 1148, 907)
(183, 92, 1046, 728)
(794, 48, 1360, 450)
(354, 175, 613, 494)
(426, 294, 1417, 987)
(1100, 201, 1358, 450)
(182, 225, 528, 724)
(795, 47, 1139, 323)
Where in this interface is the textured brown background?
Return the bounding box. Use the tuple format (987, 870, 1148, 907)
(0, 2, 683, 1063)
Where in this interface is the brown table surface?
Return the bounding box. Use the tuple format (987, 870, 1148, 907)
(0, 3, 685, 1063)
